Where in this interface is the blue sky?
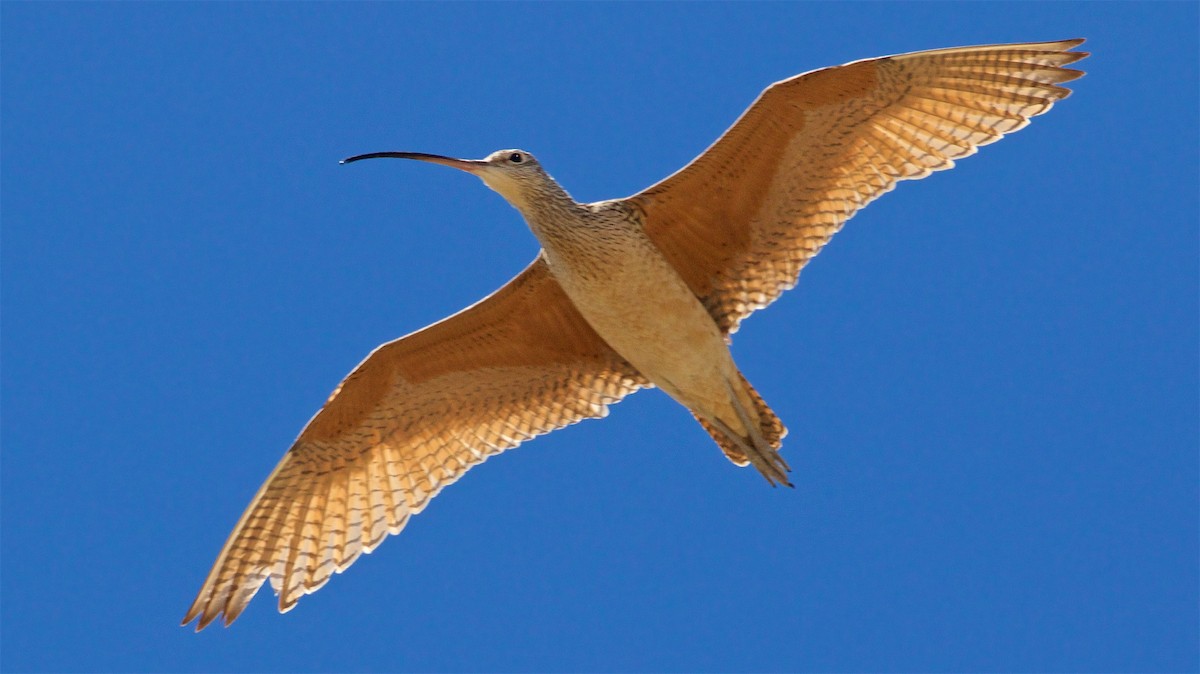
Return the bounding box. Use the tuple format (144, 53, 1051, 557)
(2, 3, 1196, 672)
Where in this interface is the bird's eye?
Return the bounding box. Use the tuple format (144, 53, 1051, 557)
(509, 152, 523, 164)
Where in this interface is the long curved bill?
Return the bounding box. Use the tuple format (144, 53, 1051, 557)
(340, 151, 485, 174)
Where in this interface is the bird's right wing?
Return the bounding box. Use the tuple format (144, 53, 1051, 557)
(183, 255, 645, 630)
(626, 39, 1088, 335)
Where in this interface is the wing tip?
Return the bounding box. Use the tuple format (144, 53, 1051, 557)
(181, 584, 245, 631)
(1015, 37, 1087, 51)
(180, 609, 199, 629)
(193, 608, 221, 632)
(181, 592, 216, 631)
(1059, 41, 1091, 68)
(185, 597, 268, 631)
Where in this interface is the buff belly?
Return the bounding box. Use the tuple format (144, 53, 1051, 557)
(542, 236, 745, 429)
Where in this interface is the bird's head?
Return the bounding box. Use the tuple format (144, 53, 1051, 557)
(341, 148, 551, 211)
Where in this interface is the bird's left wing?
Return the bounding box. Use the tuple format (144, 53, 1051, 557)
(183, 255, 645, 630)
(625, 39, 1088, 335)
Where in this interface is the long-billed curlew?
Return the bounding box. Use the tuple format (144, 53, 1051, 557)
(184, 39, 1088, 630)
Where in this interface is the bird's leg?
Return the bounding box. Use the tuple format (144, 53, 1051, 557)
(726, 377, 792, 486)
(705, 413, 793, 488)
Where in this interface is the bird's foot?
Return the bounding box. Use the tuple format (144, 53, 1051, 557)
(746, 443, 793, 488)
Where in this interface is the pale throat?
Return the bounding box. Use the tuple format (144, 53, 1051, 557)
(479, 171, 583, 239)
(479, 172, 535, 211)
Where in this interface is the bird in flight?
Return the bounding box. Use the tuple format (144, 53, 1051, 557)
(184, 39, 1088, 630)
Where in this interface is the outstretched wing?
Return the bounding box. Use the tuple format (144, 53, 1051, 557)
(627, 39, 1088, 334)
(183, 256, 645, 630)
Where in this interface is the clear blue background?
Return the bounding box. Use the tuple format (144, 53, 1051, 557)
(3, 3, 1196, 672)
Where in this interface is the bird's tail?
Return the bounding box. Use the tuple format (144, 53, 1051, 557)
(695, 373, 791, 487)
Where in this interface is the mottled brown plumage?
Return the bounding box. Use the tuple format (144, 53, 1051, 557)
(184, 39, 1087, 630)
